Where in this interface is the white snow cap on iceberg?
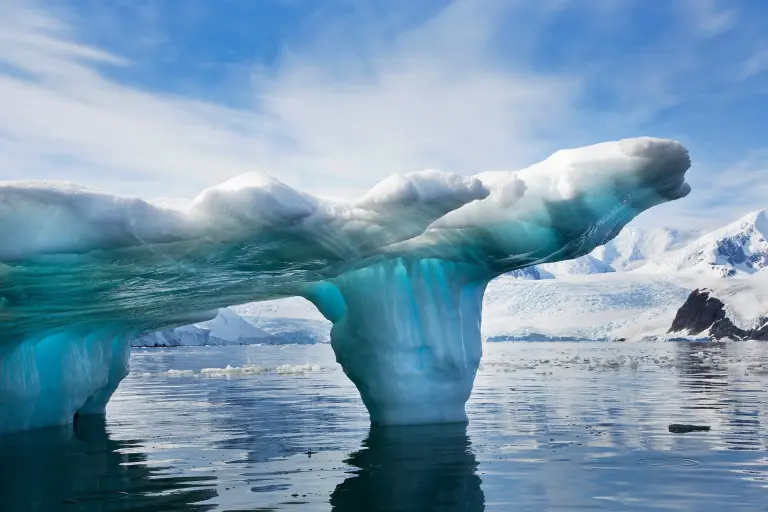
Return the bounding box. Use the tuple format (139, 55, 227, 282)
(356, 170, 489, 212)
(189, 172, 318, 229)
(0, 137, 689, 265)
(0, 181, 189, 260)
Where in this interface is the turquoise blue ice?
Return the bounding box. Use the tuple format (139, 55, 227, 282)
(0, 137, 692, 433)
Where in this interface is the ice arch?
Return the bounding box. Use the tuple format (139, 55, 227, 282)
(0, 138, 691, 433)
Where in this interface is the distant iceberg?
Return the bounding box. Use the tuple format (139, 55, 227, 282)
(0, 137, 691, 433)
(132, 308, 280, 347)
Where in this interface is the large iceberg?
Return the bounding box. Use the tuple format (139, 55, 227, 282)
(0, 137, 691, 433)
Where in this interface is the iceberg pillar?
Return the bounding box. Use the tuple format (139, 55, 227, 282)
(0, 329, 132, 434)
(304, 258, 489, 425)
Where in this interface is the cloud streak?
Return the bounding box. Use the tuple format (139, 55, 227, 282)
(0, 0, 581, 201)
(0, 0, 765, 230)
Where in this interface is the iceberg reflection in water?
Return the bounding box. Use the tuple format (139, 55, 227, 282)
(331, 424, 484, 511)
(0, 416, 217, 512)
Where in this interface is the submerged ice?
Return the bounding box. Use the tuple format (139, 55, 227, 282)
(0, 137, 692, 433)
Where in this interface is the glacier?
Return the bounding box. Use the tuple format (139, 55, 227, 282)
(0, 137, 691, 433)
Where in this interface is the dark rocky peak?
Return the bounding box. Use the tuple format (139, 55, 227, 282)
(668, 288, 768, 341)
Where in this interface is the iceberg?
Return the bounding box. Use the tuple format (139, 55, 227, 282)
(131, 307, 280, 347)
(0, 137, 691, 433)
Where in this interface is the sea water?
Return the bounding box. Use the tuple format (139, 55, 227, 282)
(1, 341, 767, 511)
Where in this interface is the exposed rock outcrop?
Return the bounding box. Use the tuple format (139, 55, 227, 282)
(668, 289, 768, 340)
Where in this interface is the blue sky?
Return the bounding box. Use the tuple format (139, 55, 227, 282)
(0, 0, 766, 229)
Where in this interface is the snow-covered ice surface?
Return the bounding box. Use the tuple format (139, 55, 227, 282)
(716, 272, 768, 330)
(0, 137, 692, 433)
(482, 272, 693, 342)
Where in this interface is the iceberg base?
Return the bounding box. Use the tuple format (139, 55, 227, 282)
(0, 329, 132, 435)
(307, 259, 487, 425)
(365, 399, 470, 426)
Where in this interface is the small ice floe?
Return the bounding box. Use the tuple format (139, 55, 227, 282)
(200, 364, 268, 376)
(167, 369, 195, 377)
(164, 363, 325, 377)
(275, 364, 323, 375)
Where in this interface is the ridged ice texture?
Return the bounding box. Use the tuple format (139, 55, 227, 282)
(0, 327, 133, 433)
(305, 259, 488, 425)
(0, 137, 691, 432)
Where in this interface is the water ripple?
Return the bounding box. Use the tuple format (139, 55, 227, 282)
(0, 341, 766, 511)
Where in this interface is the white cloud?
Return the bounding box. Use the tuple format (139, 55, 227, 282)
(0, 0, 579, 200)
(0, 0, 763, 232)
(632, 151, 768, 230)
(678, 0, 735, 37)
(743, 50, 768, 79)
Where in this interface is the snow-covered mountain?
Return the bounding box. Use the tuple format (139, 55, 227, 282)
(667, 272, 768, 340)
(590, 226, 701, 271)
(133, 299, 332, 347)
(505, 253, 614, 280)
(482, 209, 768, 340)
(504, 209, 765, 279)
(501, 225, 700, 280)
(643, 210, 768, 277)
(505, 266, 553, 280)
(538, 254, 615, 277)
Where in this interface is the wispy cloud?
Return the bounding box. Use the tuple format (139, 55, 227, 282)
(633, 150, 768, 229)
(678, 0, 736, 37)
(0, 0, 765, 230)
(0, 0, 580, 200)
(743, 50, 768, 79)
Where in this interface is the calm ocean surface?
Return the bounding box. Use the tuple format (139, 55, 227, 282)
(1, 341, 767, 511)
